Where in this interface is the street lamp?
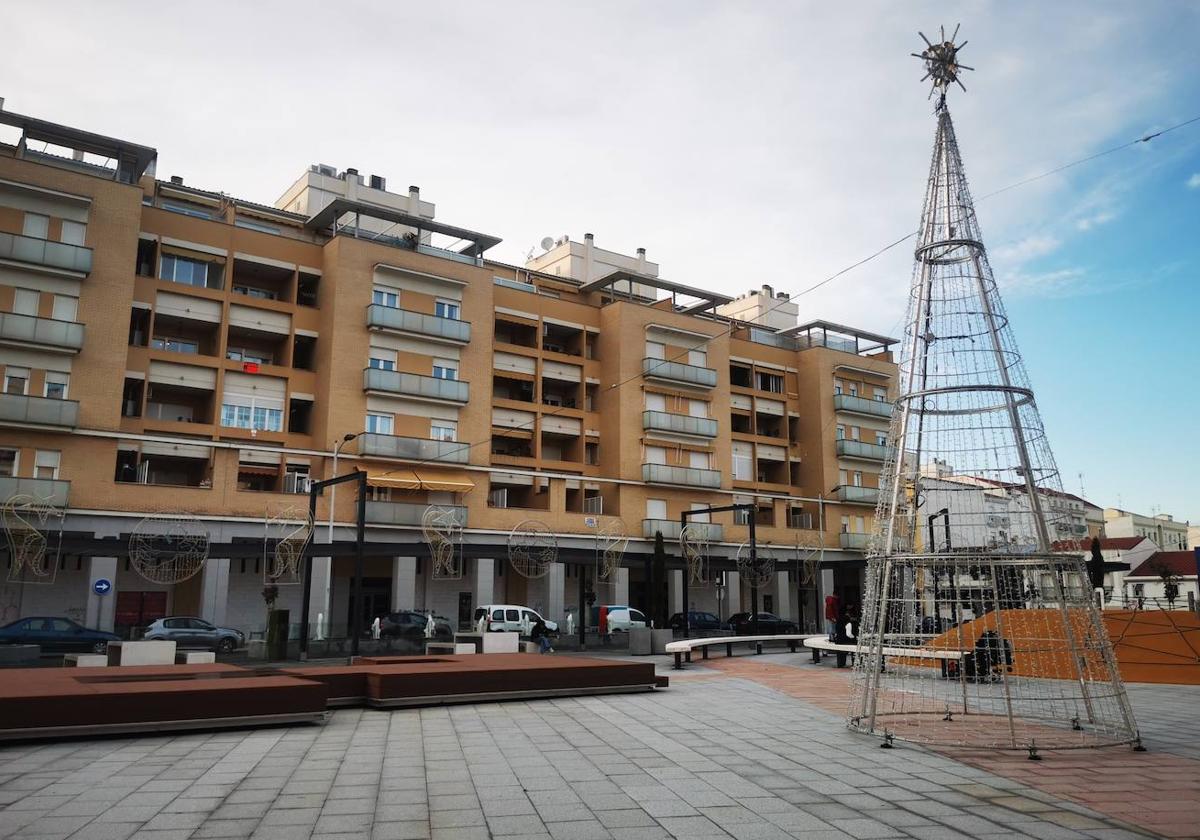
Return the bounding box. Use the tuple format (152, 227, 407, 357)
(328, 432, 362, 542)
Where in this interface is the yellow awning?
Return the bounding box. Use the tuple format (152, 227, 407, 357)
(366, 469, 475, 493)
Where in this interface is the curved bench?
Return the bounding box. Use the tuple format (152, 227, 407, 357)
(803, 637, 966, 669)
(665, 634, 824, 670)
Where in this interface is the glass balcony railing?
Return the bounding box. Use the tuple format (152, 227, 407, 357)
(747, 327, 798, 351)
(641, 410, 718, 438)
(0, 312, 85, 352)
(362, 368, 469, 403)
(840, 532, 871, 550)
(835, 439, 893, 461)
(835, 485, 879, 504)
(0, 232, 92, 274)
(0, 394, 79, 428)
(833, 393, 893, 419)
(0, 476, 70, 507)
(365, 501, 467, 527)
(642, 463, 722, 489)
(366, 304, 470, 343)
(358, 433, 470, 463)
(642, 357, 717, 388)
(642, 519, 723, 541)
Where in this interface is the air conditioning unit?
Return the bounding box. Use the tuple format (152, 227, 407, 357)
(369, 174, 386, 191)
(315, 164, 336, 177)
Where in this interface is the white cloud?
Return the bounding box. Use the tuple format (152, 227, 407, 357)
(1001, 267, 1088, 299)
(1188, 173, 1200, 189)
(1075, 210, 1116, 231)
(993, 234, 1061, 263)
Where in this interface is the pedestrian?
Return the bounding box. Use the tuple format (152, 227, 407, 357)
(834, 605, 856, 668)
(531, 617, 553, 654)
(824, 592, 841, 642)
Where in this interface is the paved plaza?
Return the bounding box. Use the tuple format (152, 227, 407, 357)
(0, 654, 1195, 840)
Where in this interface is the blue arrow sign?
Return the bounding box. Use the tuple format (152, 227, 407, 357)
(93, 578, 112, 596)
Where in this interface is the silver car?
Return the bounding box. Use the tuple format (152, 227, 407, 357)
(145, 617, 244, 653)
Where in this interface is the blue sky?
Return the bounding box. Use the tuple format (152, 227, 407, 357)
(2, 1, 1197, 522)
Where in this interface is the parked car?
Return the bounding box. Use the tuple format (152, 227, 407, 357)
(668, 611, 724, 632)
(727, 612, 798, 635)
(144, 617, 245, 652)
(589, 605, 648, 633)
(0, 616, 120, 654)
(474, 605, 558, 636)
(378, 611, 453, 643)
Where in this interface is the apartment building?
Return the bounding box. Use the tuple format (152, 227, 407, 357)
(0, 103, 897, 639)
(1104, 508, 1191, 551)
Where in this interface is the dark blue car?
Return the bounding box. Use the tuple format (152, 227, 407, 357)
(0, 616, 119, 654)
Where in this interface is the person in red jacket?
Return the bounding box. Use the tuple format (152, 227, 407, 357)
(824, 593, 841, 642)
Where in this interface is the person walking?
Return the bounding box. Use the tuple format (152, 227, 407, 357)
(824, 592, 841, 642)
(531, 618, 554, 654)
(834, 605, 857, 668)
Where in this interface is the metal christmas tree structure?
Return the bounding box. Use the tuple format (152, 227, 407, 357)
(846, 28, 1140, 751)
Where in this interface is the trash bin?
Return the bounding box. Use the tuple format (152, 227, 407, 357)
(267, 609, 289, 660)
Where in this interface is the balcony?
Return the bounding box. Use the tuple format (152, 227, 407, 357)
(642, 463, 722, 489)
(362, 368, 468, 403)
(641, 410, 718, 438)
(836, 439, 893, 462)
(0, 394, 79, 428)
(642, 519, 723, 541)
(840, 532, 871, 550)
(642, 357, 717, 389)
(835, 485, 879, 505)
(0, 476, 70, 507)
(0, 231, 92, 275)
(0, 313, 85, 354)
(833, 393, 893, 420)
(366, 303, 470, 344)
(358, 433, 470, 463)
(365, 501, 467, 527)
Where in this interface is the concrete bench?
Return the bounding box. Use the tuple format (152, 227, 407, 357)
(176, 651, 216, 664)
(664, 635, 823, 670)
(107, 640, 176, 666)
(63, 654, 108, 667)
(424, 642, 457, 654)
(803, 637, 966, 669)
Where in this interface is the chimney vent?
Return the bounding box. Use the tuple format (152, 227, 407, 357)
(169, 175, 184, 185)
(584, 232, 594, 242)
(409, 185, 420, 199)
(345, 168, 359, 176)
(369, 174, 386, 190)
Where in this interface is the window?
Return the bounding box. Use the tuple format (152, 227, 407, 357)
(874, 388, 887, 402)
(834, 379, 844, 395)
(856, 516, 866, 533)
(432, 359, 458, 380)
(44, 372, 69, 400)
(233, 284, 277, 300)
(13, 288, 39, 316)
(372, 288, 399, 308)
(60, 221, 86, 246)
(875, 431, 888, 446)
(162, 201, 214, 220)
(435, 300, 460, 320)
(645, 393, 666, 412)
(160, 254, 210, 288)
(850, 426, 860, 441)
(690, 502, 711, 524)
(366, 413, 394, 435)
(646, 498, 667, 520)
(688, 348, 707, 367)
(4, 367, 29, 396)
(755, 371, 783, 393)
(430, 421, 457, 442)
(368, 356, 395, 371)
(34, 450, 60, 480)
(688, 451, 709, 469)
(645, 341, 665, 360)
(688, 399, 707, 419)
(645, 446, 667, 465)
(234, 218, 279, 234)
(152, 337, 200, 354)
(836, 424, 845, 440)
(51, 296, 78, 322)
(839, 469, 848, 486)
(226, 347, 271, 365)
(22, 213, 49, 239)
(841, 515, 850, 533)
(853, 471, 863, 487)
(848, 382, 859, 397)
(0, 449, 16, 477)
(220, 403, 283, 432)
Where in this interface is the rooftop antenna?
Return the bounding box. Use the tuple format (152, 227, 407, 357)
(539, 236, 555, 252)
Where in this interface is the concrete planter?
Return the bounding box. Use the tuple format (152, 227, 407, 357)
(651, 629, 674, 655)
(246, 639, 268, 660)
(628, 627, 652, 655)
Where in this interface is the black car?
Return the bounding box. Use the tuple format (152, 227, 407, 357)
(668, 611, 724, 632)
(378, 611, 453, 646)
(0, 616, 120, 654)
(727, 612, 798, 635)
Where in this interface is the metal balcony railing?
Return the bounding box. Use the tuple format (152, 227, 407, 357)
(840, 532, 871, 550)
(642, 357, 717, 388)
(833, 393, 893, 419)
(0, 394, 79, 428)
(0, 312, 85, 353)
(365, 501, 467, 527)
(366, 303, 470, 343)
(358, 433, 470, 463)
(642, 463, 722, 489)
(835, 439, 893, 461)
(0, 231, 93, 274)
(835, 485, 879, 504)
(0, 476, 70, 507)
(642, 519, 723, 541)
(362, 368, 469, 403)
(641, 410, 718, 438)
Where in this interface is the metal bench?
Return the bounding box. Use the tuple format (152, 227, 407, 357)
(664, 635, 823, 670)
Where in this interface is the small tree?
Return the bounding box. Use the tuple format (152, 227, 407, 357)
(1087, 537, 1106, 592)
(262, 584, 279, 615)
(1151, 561, 1181, 609)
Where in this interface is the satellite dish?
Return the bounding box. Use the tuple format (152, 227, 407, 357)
(539, 236, 554, 251)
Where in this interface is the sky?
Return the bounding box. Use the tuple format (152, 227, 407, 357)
(3, 1, 1198, 524)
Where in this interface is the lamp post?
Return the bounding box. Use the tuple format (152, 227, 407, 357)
(328, 433, 362, 543)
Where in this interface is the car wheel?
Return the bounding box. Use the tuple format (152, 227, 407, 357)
(217, 637, 236, 654)
(91, 641, 108, 655)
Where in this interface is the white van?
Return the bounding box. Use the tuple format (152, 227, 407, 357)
(593, 606, 648, 633)
(474, 605, 559, 636)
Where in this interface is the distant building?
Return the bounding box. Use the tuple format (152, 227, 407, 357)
(1124, 550, 1199, 609)
(1051, 536, 1158, 606)
(1105, 508, 1190, 551)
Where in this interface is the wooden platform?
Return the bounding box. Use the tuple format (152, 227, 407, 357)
(0, 654, 660, 741)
